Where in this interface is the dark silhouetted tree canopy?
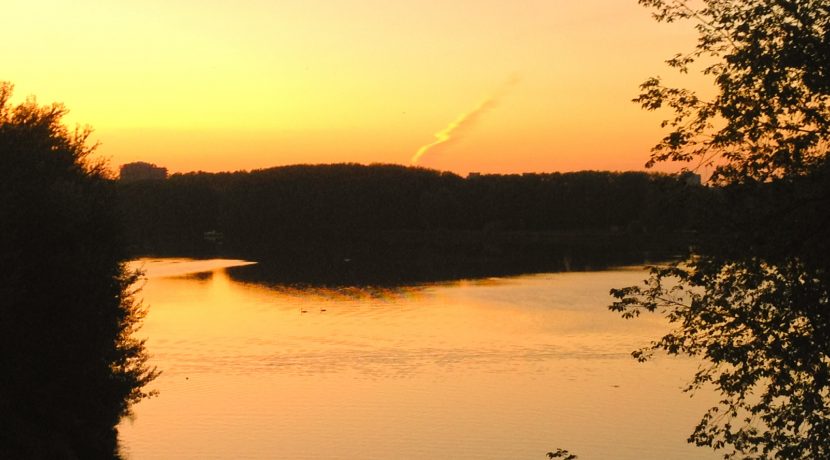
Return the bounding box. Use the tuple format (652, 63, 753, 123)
(116, 165, 705, 284)
(0, 82, 157, 458)
(612, 1, 829, 459)
(636, 0, 829, 183)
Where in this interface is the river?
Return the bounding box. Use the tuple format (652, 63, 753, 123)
(117, 258, 717, 459)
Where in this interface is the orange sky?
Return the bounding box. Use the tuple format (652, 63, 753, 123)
(3, 0, 708, 175)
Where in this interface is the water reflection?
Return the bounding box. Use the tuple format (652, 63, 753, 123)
(224, 239, 682, 287)
(119, 259, 718, 459)
(244, 283, 427, 303)
(129, 258, 256, 279)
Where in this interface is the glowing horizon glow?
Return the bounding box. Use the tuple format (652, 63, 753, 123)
(2, 0, 710, 175)
(412, 76, 518, 166)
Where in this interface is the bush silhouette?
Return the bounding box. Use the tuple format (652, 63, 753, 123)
(0, 82, 157, 458)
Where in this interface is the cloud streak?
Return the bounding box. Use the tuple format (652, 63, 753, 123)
(411, 76, 519, 165)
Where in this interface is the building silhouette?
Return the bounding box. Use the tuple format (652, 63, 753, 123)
(119, 162, 168, 182)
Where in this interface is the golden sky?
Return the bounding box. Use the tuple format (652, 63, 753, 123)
(3, 0, 706, 175)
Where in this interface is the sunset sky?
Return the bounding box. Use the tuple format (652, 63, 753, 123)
(3, 0, 708, 175)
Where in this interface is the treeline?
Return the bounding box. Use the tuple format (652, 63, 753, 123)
(117, 164, 709, 283)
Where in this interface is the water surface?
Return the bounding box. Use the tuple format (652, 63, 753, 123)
(119, 258, 717, 459)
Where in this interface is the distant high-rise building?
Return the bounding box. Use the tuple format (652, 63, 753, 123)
(119, 162, 168, 182)
(679, 171, 702, 186)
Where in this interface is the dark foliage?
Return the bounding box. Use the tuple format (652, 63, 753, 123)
(0, 83, 157, 459)
(612, 1, 830, 458)
(117, 165, 706, 284)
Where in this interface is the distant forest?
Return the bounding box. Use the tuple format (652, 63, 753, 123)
(117, 164, 710, 283)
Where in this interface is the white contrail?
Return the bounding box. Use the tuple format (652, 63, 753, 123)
(411, 76, 519, 165)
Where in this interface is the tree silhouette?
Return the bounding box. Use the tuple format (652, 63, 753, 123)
(612, 1, 829, 458)
(0, 82, 157, 458)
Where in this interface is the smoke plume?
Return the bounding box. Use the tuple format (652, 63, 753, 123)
(411, 76, 519, 165)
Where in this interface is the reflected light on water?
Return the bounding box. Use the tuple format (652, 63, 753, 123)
(118, 259, 718, 460)
(127, 258, 257, 279)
